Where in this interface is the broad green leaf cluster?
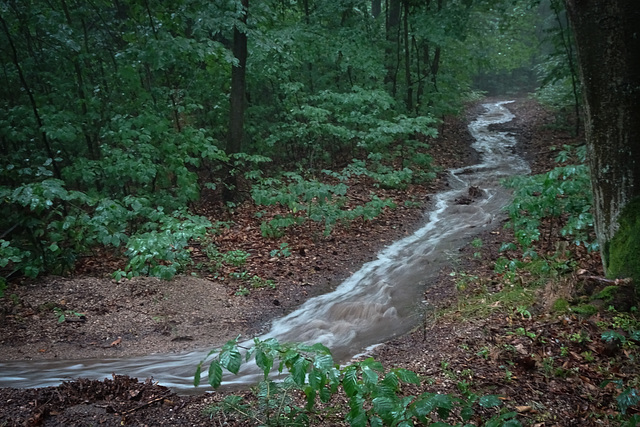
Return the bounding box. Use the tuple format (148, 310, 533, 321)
(502, 145, 595, 256)
(196, 337, 521, 426)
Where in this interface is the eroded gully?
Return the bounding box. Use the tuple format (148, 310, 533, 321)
(0, 101, 530, 393)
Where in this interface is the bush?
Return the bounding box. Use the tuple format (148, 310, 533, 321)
(252, 173, 396, 238)
(195, 338, 521, 427)
(503, 145, 596, 259)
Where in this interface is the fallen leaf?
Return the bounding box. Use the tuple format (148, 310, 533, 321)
(110, 337, 122, 347)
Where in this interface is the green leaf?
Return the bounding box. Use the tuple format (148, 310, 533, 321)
(460, 404, 474, 421)
(208, 360, 223, 388)
(362, 366, 379, 387)
(431, 394, 453, 419)
(219, 347, 242, 375)
(381, 371, 399, 391)
(602, 330, 626, 344)
(291, 356, 310, 386)
(395, 368, 420, 385)
(372, 396, 396, 423)
(255, 347, 273, 378)
(304, 385, 317, 410)
(194, 363, 202, 387)
(314, 353, 335, 371)
(617, 387, 640, 415)
(308, 367, 324, 389)
(342, 367, 360, 397)
(319, 384, 332, 403)
(361, 357, 384, 372)
(346, 396, 367, 427)
(410, 394, 436, 418)
(478, 394, 503, 408)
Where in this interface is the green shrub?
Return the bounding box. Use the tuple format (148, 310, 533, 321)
(113, 210, 211, 281)
(252, 174, 396, 238)
(195, 338, 521, 427)
(503, 145, 596, 260)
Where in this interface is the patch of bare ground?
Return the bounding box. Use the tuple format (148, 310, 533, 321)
(2, 98, 631, 426)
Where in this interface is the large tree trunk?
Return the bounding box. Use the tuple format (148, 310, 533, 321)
(565, 0, 640, 282)
(224, 0, 249, 202)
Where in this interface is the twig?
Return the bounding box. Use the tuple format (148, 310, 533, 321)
(580, 275, 632, 286)
(119, 392, 172, 415)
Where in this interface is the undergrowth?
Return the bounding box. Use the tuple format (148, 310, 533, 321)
(436, 142, 640, 425)
(196, 337, 521, 427)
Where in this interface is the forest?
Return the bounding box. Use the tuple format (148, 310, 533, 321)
(2, 0, 640, 426)
(0, 0, 549, 283)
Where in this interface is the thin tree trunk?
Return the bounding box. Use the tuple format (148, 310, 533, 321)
(224, 0, 249, 202)
(414, 36, 423, 109)
(430, 0, 443, 92)
(372, 0, 381, 18)
(403, 1, 412, 110)
(385, 0, 401, 94)
(552, 0, 580, 136)
(60, 0, 101, 160)
(0, 14, 61, 179)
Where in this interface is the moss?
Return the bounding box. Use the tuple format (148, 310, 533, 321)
(552, 298, 570, 313)
(608, 197, 640, 286)
(572, 304, 599, 316)
(591, 285, 620, 302)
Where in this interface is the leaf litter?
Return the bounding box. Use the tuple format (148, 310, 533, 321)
(2, 99, 637, 426)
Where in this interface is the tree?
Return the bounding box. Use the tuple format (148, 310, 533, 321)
(224, 0, 249, 202)
(564, 0, 640, 283)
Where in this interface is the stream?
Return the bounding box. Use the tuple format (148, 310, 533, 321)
(0, 101, 530, 393)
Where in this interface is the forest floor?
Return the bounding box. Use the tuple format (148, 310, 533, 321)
(1, 98, 637, 426)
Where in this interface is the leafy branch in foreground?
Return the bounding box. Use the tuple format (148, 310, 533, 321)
(195, 337, 520, 427)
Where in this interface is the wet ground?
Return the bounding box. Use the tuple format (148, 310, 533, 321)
(2, 98, 621, 426)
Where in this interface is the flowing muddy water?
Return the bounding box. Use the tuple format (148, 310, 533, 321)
(0, 101, 529, 393)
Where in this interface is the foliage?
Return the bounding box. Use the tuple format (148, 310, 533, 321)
(252, 173, 397, 238)
(502, 145, 596, 261)
(113, 210, 212, 281)
(53, 307, 84, 323)
(533, 0, 581, 134)
(0, 179, 91, 279)
(195, 337, 521, 426)
(270, 243, 291, 258)
(0, 0, 542, 285)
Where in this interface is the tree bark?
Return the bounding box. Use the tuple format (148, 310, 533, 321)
(224, 0, 249, 202)
(551, 0, 580, 136)
(372, 0, 381, 18)
(403, 0, 412, 110)
(385, 0, 401, 95)
(565, 0, 640, 281)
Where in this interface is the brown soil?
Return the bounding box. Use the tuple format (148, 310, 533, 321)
(0, 108, 477, 363)
(1, 98, 629, 426)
